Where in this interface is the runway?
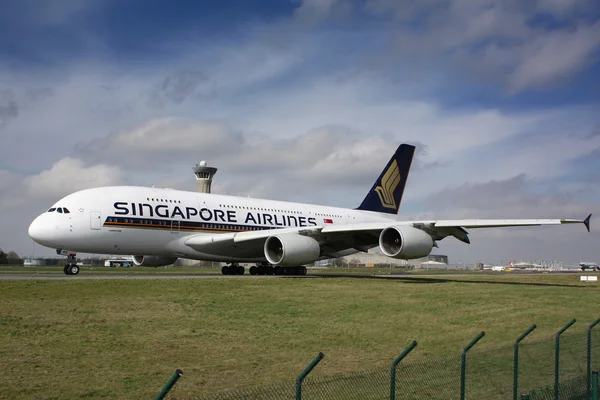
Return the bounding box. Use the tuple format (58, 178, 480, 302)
(0, 273, 282, 280)
(0, 271, 578, 280)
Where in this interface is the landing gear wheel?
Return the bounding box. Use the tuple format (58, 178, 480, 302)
(271, 266, 307, 276)
(70, 265, 80, 275)
(64, 265, 71, 275)
(249, 266, 257, 275)
(222, 264, 244, 275)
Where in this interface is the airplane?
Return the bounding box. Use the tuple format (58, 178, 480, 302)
(579, 259, 599, 271)
(28, 143, 592, 276)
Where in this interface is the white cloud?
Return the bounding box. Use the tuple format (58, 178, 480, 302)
(363, 0, 600, 92)
(507, 21, 600, 92)
(293, 0, 349, 25)
(0, 158, 122, 208)
(24, 158, 122, 198)
(536, 0, 596, 15)
(81, 118, 239, 160)
(0, 0, 103, 27)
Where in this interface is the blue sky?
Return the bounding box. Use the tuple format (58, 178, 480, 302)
(1, 0, 599, 263)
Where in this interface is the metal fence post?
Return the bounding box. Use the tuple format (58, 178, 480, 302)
(593, 370, 599, 400)
(555, 319, 576, 400)
(461, 331, 485, 400)
(588, 318, 600, 400)
(514, 324, 537, 400)
(296, 352, 324, 400)
(390, 340, 417, 400)
(154, 369, 183, 400)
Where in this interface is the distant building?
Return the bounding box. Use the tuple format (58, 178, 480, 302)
(331, 251, 449, 268)
(23, 258, 60, 266)
(23, 258, 43, 266)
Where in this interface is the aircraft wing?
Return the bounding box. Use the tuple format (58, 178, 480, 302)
(184, 214, 591, 256)
(320, 214, 591, 245)
(431, 218, 589, 229)
(318, 217, 589, 232)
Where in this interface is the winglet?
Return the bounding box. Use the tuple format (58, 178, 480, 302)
(584, 213, 592, 232)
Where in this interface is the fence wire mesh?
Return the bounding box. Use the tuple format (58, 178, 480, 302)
(302, 365, 389, 400)
(592, 326, 600, 387)
(466, 344, 513, 399)
(193, 380, 295, 399)
(519, 335, 557, 397)
(189, 329, 600, 400)
(393, 353, 460, 399)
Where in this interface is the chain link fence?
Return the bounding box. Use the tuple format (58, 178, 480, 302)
(173, 320, 600, 400)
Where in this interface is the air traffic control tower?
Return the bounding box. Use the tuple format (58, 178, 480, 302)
(192, 161, 218, 193)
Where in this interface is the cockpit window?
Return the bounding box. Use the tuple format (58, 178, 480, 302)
(48, 207, 70, 213)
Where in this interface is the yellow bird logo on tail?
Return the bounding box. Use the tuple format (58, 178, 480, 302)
(374, 159, 401, 209)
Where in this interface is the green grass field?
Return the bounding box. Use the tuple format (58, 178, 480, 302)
(1, 271, 599, 399)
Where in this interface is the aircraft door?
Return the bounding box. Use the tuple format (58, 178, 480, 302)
(90, 211, 102, 230)
(171, 220, 180, 234)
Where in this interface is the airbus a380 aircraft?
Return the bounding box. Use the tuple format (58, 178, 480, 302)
(28, 144, 591, 276)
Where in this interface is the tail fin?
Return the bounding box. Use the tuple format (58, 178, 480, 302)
(356, 143, 415, 215)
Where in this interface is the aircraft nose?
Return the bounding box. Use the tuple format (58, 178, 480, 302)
(28, 214, 55, 246)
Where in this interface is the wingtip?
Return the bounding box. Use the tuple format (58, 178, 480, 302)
(584, 213, 592, 232)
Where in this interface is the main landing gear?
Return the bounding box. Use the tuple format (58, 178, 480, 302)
(220, 263, 307, 276)
(63, 254, 80, 275)
(221, 263, 245, 275)
(269, 266, 307, 276)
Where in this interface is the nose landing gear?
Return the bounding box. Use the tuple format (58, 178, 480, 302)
(63, 253, 80, 275)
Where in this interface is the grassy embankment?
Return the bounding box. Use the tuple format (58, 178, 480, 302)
(0, 273, 598, 399)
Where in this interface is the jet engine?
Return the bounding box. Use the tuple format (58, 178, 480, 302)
(132, 255, 178, 267)
(379, 226, 434, 259)
(264, 234, 320, 267)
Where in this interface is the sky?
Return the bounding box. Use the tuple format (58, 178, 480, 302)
(1, 0, 600, 265)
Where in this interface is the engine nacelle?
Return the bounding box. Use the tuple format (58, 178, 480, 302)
(264, 234, 320, 267)
(379, 226, 434, 259)
(132, 255, 178, 267)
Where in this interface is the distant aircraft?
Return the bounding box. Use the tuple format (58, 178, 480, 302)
(579, 259, 599, 271)
(28, 144, 592, 276)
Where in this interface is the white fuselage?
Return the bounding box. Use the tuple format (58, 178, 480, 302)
(28, 186, 396, 262)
